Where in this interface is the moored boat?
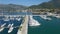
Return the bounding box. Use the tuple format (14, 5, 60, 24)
(29, 16, 40, 26)
(0, 23, 6, 32)
(8, 24, 14, 33)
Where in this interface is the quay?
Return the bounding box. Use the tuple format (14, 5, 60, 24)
(17, 15, 29, 34)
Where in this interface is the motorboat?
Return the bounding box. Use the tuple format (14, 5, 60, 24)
(16, 18, 21, 21)
(1, 23, 6, 27)
(3, 18, 10, 21)
(7, 24, 11, 28)
(40, 15, 47, 19)
(40, 15, 52, 20)
(29, 16, 40, 26)
(0, 27, 4, 32)
(0, 23, 6, 32)
(55, 15, 60, 18)
(8, 24, 14, 33)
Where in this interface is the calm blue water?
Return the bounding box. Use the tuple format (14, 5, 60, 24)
(28, 16, 60, 34)
(0, 16, 60, 34)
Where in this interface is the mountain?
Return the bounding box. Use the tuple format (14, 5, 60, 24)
(29, 0, 60, 9)
(0, 4, 27, 11)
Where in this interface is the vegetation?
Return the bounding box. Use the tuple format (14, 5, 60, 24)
(0, 0, 60, 12)
(0, 4, 27, 12)
(29, 0, 60, 9)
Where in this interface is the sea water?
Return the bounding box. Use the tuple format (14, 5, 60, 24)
(28, 16, 60, 34)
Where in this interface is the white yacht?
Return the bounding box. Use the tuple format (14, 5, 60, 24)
(29, 16, 40, 26)
(8, 24, 14, 33)
(56, 16, 60, 18)
(40, 15, 47, 19)
(55, 15, 60, 18)
(16, 18, 21, 21)
(9, 18, 14, 20)
(40, 15, 52, 20)
(3, 18, 10, 21)
(0, 23, 6, 32)
(7, 24, 11, 28)
(0, 27, 4, 32)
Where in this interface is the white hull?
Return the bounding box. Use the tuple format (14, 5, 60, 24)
(40, 15, 47, 19)
(8, 24, 11, 28)
(55, 16, 60, 18)
(8, 24, 14, 33)
(0, 23, 6, 32)
(8, 27, 14, 33)
(0, 28, 4, 32)
(40, 15, 51, 20)
(3, 19, 10, 21)
(16, 18, 21, 21)
(29, 16, 40, 26)
(1, 23, 6, 27)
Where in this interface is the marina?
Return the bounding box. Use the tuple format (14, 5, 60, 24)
(0, 0, 60, 34)
(28, 16, 60, 34)
(0, 7, 60, 34)
(0, 15, 60, 34)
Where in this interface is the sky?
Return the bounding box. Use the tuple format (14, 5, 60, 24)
(0, 0, 50, 6)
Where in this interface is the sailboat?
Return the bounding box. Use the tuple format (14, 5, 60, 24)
(8, 24, 14, 33)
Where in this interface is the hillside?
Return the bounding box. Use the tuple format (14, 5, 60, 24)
(29, 0, 60, 9)
(0, 4, 27, 11)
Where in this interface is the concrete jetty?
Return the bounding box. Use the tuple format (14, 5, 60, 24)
(17, 15, 29, 34)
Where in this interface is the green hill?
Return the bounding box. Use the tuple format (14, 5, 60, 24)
(0, 4, 27, 11)
(29, 0, 60, 9)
